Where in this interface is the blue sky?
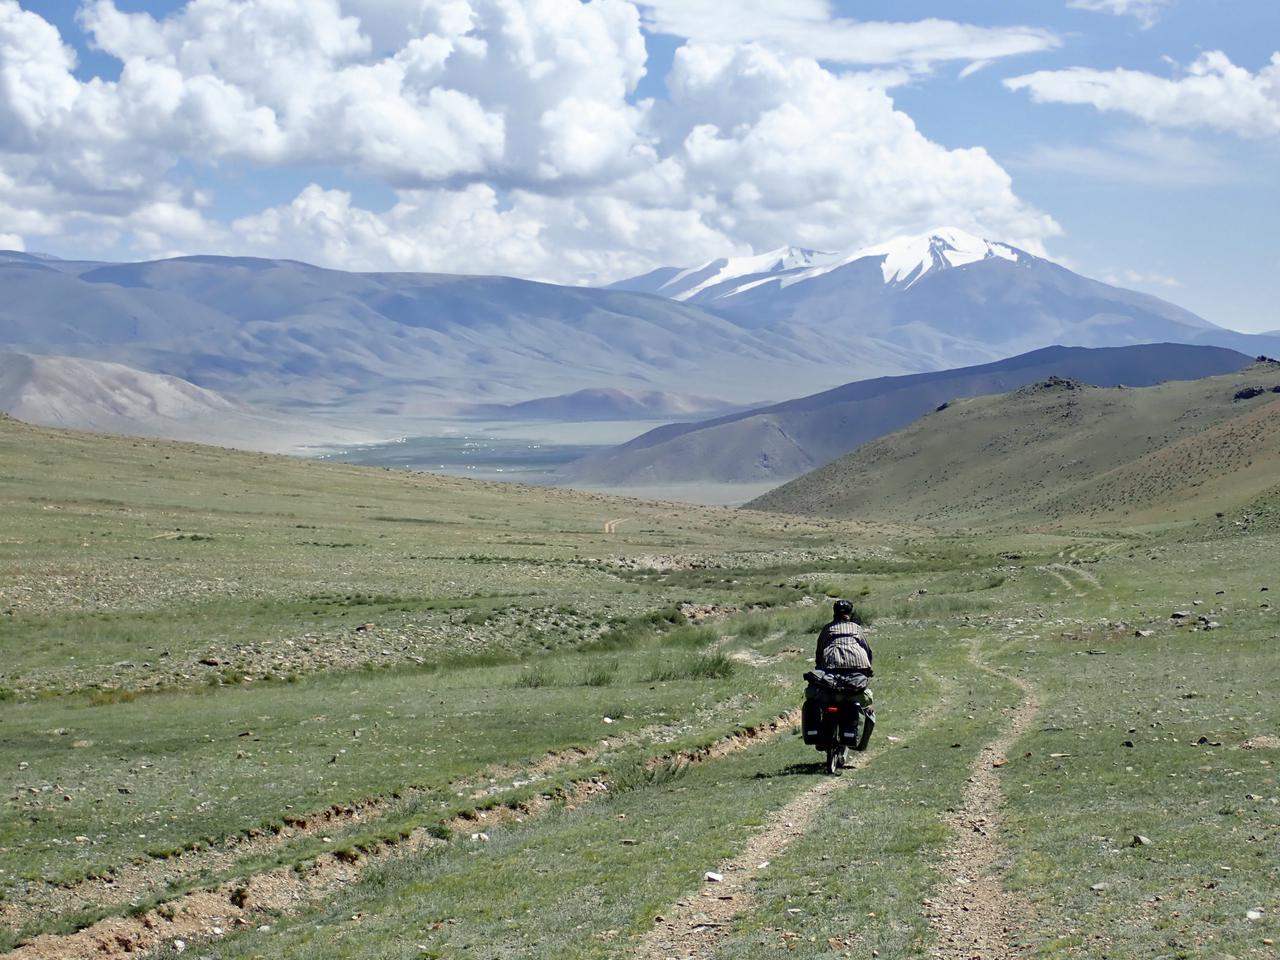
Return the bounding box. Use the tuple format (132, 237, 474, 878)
(7, 0, 1279, 332)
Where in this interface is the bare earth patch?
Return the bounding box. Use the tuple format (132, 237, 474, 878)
(1240, 735, 1280, 750)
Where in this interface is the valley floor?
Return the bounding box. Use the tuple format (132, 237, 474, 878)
(1, 418, 1277, 959)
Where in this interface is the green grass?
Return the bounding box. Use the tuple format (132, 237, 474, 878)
(1, 646, 779, 895)
(993, 598, 1280, 958)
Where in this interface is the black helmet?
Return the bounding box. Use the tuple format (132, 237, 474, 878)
(832, 599, 853, 618)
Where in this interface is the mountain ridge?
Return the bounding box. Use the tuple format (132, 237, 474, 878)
(560, 343, 1256, 486)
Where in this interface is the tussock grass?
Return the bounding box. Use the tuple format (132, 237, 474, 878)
(512, 664, 554, 688)
(582, 604, 688, 651)
(579, 660, 618, 687)
(645, 651, 736, 682)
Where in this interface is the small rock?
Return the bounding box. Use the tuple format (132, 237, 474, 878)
(1131, 835, 1152, 846)
(1170, 611, 1192, 620)
(173, 940, 186, 954)
(1247, 909, 1264, 921)
(705, 871, 724, 882)
(1091, 882, 1110, 891)
(1135, 629, 1154, 638)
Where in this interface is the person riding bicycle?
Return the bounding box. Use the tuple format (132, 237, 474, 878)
(815, 599, 872, 677)
(805, 598, 875, 765)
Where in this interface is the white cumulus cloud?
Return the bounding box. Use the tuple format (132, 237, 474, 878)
(637, 1, 1058, 71)
(1006, 51, 1280, 138)
(1066, 0, 1168, 29)
(0, 0, 1059, 282)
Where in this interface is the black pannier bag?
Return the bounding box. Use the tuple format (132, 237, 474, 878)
(801, 670, 869, 745)
(802, 697, 823, 744)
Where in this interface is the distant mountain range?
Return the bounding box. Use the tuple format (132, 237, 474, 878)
(0, 351, 371, 452)
(1, 230, 1276, 434)
(561, 343, 1256, 486)
(746, 360, 1280, 527)
(0, 250, 817, 415)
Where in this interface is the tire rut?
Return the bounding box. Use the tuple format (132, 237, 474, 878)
(5, 713, 798, 960)
(923, 639, 1040, 960)
(1, 696, 758, 936)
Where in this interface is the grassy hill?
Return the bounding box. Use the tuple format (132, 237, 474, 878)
(747, 362, 1280, 528)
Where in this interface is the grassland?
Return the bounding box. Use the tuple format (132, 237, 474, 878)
(2, 415, 1278, 959)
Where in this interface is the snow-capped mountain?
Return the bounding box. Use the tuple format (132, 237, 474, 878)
(613, 228, 1028, 304)
(612, 226, 1254, 365)
(775, 228, 1020, 292)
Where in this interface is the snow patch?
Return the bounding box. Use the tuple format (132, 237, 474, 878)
(661, 246, 838, 301)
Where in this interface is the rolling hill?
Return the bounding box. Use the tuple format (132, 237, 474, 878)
(0, 351, 372, 452)
(561, 343, 1255, 486)
(746, 361, 1280, 527)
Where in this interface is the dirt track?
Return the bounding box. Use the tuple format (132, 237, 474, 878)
(924, 640, 1039, 960)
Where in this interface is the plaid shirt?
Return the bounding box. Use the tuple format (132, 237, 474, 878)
(815, 619, 872, 671)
